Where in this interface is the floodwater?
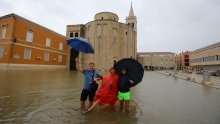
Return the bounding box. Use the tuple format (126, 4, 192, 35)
(0, 70, 220, 124)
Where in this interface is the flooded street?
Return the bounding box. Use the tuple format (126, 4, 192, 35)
(0, 70, 220, 124)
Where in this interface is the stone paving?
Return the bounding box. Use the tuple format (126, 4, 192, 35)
(159, 70, 220, 89)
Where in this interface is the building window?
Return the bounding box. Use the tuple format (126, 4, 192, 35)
(70, 32, 74, 38)
(46, 38, 51, 47)
(204, 56, 216, 62)
(112, 37, 116, 45)
(132, 23, 134, 27)
(114, 60, 117, 65)
(70, 32, 78, 37)
(0, 47, 3, 58)
(58, 54, 62, 62)
(1, 25, 7, 39)
(113, 28, 117, 37)
(44, 52, 49, 61)
(88, 26, 91, 31)
(75, 32, 78, 37)
(24, 49, 31, 59)
(191, 58, 203, 63)
(26, 30, 34, 42)
(59, 42, 63, 50)
(97, 25, 101, 36)
(216, 55, 219, 61)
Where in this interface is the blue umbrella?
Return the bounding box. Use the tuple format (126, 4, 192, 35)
(67, 37, 94, 54)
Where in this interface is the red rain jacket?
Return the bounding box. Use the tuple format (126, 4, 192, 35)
(94, 74, 119, 106)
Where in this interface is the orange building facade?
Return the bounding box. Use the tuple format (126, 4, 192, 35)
(176, 51, 192, 72)
(0, 14, 68, 69)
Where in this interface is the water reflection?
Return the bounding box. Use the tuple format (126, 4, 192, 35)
(0, 70, 220, 124)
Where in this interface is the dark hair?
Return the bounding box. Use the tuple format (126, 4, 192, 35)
(89, 62, 95, 65)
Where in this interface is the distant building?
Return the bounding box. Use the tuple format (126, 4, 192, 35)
(176, 51, 192, 72)
(190, 42, 220, 72)
(66, 4, 137, 70)
(0, 14, 68, 69)
(137, 52, 176, 70)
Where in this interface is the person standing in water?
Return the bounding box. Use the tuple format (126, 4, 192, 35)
(75, 58, 100, 110)
(87, 68, 119, 112)
(118, 68, 134, 112)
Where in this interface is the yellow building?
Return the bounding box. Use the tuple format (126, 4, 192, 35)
(137, 52, 176, 70)
(190, 42, 220, 72)
(66, 4, 137, 70)
(0, 14, 68, 69)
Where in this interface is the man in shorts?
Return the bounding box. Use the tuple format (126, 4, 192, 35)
(75, 58, 100, 110)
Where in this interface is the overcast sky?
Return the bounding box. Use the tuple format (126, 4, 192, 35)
(1, 0, 220, 53)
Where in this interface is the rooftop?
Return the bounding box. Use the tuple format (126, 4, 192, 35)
(193, 42, 220, 53)
(0, 13, 67, 39)
(137, 52, 176, 55)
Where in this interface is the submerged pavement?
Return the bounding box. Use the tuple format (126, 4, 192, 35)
(0, 70, 220, 124)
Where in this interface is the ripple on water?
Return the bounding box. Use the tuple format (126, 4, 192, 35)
(0, 88, 83, 123)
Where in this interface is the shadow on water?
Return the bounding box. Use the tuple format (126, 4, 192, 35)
(0, 70, 220, 124)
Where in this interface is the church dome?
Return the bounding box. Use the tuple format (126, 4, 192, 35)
(94, 12, 119, 21)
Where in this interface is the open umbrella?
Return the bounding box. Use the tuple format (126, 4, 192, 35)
(67, 37, 94, 54)
(114, 58, 144, 87)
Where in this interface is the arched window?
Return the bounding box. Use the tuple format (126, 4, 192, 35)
(75, 32, 78, 37)
(132, 23, 134, 27)
(1, 25, 7, 39)
(114, 60, 117, 65)
(70, 32, 74, 38)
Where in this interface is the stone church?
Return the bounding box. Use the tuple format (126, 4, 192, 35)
(66, 4, 137, 70)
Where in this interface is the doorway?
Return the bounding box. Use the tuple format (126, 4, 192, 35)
(69, 48, 79, 70)
(113, 59, 117, 65)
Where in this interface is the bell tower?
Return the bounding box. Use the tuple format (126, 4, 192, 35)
(126, 2, 137, 32)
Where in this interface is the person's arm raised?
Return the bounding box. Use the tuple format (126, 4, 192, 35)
(75, 58, 83, 73)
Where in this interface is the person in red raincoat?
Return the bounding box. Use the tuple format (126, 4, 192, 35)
(87, 68, 119, 112)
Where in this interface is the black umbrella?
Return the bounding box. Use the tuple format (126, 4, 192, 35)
(114, 58, 144, 87)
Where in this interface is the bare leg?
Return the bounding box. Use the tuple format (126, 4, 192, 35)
(81, 101, 85, 110)
(88, 101, 93, 109)
(111, 104, 116, 110)
(125, 100, 130, 112)
(88, 99, 100, 112)
(119, 100, 124, 112)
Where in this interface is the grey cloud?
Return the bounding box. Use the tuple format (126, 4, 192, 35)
(1, 0, 220, 53)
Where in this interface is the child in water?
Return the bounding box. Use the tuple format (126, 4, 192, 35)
(118, 68, 134, 112)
